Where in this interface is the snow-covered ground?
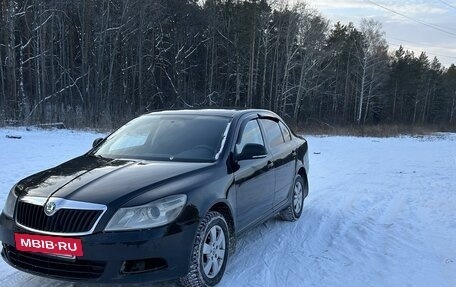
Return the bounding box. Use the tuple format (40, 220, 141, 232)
(0, 127, 455, 287)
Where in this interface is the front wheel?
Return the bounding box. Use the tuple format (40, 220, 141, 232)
(181, 211, 229, 287)
(280, 175, 306, 221)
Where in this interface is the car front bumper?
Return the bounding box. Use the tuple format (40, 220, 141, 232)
(0, 213, 199, 284)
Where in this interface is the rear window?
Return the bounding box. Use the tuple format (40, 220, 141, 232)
(259, 119, 285, 148)
(279, 121, 292, 141)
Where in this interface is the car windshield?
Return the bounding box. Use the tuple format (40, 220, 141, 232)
(93, 115, 231, 162)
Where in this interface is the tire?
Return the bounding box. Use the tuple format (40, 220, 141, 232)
(181, 211, 230, 287)
(280, 175, 306, 221)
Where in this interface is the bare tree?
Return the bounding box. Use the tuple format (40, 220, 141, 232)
(354, 19, 388, 124)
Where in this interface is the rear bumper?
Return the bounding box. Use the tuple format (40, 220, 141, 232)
(0, 213, 198, 284)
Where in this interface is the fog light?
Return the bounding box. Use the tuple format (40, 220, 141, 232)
(121, 258, 167, 274)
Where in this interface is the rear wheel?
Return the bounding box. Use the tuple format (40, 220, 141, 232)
(280, 175, 306, 221)
(181, 211, 229, 287)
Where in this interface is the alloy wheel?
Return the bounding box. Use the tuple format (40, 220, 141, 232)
(293, 181, 303, 214)
(201, 225, 226, 279)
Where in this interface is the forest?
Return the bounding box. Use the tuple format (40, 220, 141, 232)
(0, 0, 455, 128)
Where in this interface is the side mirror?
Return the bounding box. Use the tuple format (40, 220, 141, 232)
(92, 137, 104, 148)
(236, 143, 267, 161)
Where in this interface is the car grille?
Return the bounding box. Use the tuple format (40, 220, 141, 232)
(16, 201, 103, 234)
(2, 244, 105, 279)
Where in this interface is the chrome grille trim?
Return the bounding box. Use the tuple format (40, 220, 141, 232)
(15, 196, 107, 236)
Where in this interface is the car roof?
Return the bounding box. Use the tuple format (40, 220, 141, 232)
(148, 109, 278, 119)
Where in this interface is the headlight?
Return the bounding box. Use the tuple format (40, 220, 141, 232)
(2, 186, 18, 218)
(105, 194, 187, 231)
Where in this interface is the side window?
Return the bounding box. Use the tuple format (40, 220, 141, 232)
(236, 120, 265, 154)
(279, 121, 292, 142)
(259, 119, 285, 148)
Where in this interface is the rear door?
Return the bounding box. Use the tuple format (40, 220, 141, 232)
(234, 117, 275, 231)
(258, 118, 296, 208)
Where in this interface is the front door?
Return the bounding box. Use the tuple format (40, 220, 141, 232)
(234, 118, 275, 231)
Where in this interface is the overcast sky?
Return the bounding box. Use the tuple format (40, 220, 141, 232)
(305, 0, 456, 68)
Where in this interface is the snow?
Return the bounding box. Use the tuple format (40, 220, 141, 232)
(0, 128, 455, 287)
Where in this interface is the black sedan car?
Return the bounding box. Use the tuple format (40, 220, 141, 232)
(0, 109, 309, 286)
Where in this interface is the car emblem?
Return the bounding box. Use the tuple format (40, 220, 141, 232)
(44, 201, 57, 216)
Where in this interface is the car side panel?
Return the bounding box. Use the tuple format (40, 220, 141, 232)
(233, 156, 275, 231)
(268, 142, 295, 208)
(257, 118, 296, 209)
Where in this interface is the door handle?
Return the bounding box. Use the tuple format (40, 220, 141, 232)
(267, 161, 274, 169)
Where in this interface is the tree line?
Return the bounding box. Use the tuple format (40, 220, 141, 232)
(0, 0, 455, 128)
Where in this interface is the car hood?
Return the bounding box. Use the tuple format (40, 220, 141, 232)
(17, 155, 213, 205)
